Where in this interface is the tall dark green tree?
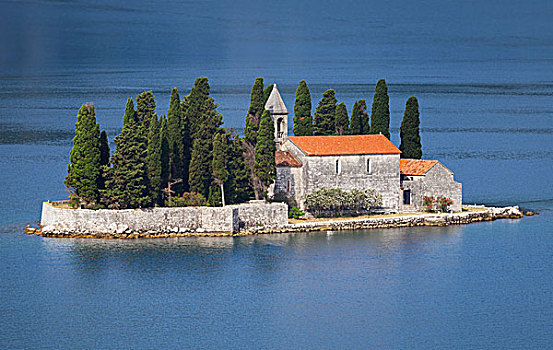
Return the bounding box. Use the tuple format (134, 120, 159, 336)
(293, 80, 313, 136)
(335, 102, 349, 135)
(146, 116, 164, 205)
(122, 98, 137, 129)
(245, 77, 264, 145)
(349, 99, 369, 135)
(167, 87, 189, 193)
(98, 129, 110, 190)
(103, 119, 151, 209)
(159, 116, 170, 199)
(227, 132, 254, 204)
(254, 110, 276, 199)
(211, 132, 229, 206)
(263, 83, 274, 106)
(99, 130, 110, 167)
(186, 77, 211, 140)
(370, 79, 391, 139)
(136, 91, 156, 128)
(399, 96, 422, 159)
(313, 89, 338, 135)
(187, 77, 223, 198)
(65, 103, 102, 206)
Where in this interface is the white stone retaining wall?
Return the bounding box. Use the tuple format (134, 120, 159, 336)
(41, 202, 288, 235)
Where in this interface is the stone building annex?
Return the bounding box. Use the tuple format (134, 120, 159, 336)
(265, 84, 463, 212)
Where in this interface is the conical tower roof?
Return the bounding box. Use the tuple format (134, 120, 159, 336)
(264, 84, 288, 115)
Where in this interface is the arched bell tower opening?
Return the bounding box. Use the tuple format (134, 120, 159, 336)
(264, 84, 288, 148)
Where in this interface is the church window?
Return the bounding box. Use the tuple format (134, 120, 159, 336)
(335, 159, 341, 174)
(366, 159, 371, 174)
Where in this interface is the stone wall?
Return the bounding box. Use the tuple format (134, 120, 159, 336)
(40, 202, 288, 235)
(401, 163, 463, 212)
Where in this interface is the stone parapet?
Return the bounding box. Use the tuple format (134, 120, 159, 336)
(39, 201, 288, 237)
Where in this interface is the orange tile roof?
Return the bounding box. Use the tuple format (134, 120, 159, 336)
(400, 159, 438, 176)
(275, 151, 302, 167)
(288, 134, 401, 156)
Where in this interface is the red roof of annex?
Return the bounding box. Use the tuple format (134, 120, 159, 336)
(400, 159, 441, 176)
(288, 134, 401, 156)
(275, 151, 302, 167)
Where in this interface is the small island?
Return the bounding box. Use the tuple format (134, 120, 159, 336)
(29, 77, 523, 238)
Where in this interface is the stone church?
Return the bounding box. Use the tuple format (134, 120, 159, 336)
(264, 84, 462, 212)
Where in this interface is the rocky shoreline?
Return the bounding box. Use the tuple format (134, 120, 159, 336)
(25, 205, 524, 239)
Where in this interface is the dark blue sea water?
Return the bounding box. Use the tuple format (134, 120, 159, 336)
(1, 0, 552, 348)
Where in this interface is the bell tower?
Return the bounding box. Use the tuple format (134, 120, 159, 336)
(264, 84, 288, 147)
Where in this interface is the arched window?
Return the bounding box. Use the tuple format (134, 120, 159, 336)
(366, 158, 371, 174)
(335, 159, 341, 174)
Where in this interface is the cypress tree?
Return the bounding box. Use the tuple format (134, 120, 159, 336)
(103, 119, 151, 209)
(186, 77, 211, 140)
(313, 89, 337, 135)
(370, 79, 391, 139)
(293, 80, 313, 136)
(159, 116, 170, 200)
(98, 129, 110, 190)
(211, 132, 229, 206)
(167, 87, 189, 193)
(263, 83, 274, 106)
(65, 103, 102, 206)
(399, 96, 423, 159)
(187, 77, 223, 198)
(245, 77, 264, 145)
(335, 102, 349, 135)
(122, 98, 137, 129)
(188, 136, 212, 198)
(349, 99, 369, 135)
(99, 130, 110, 167)
(254, 110, 276, 199)
(136, 91, 156, 129)
(146, 116, 163, 205)
(227, 132, 254, 204)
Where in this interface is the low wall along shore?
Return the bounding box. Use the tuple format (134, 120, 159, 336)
(39, 201, 288, 237)
(28, 202, 524, 239)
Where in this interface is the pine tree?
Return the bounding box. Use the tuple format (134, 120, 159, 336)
(146, 116, 163, 205)
(65, 103, 102, 206)
(211, 132, 229, 206)
(313, 89, 338, 135)
(254, 110, 276, 199)
(293, 80, 313, 136)
(187, 77, 223, 198)
(245, 77, 264, 145)
(167, 87, 189, 193)
(399, 96, 423, 159)
(122, 98, 137, 129)
(136, 91, 156, 129)
(263, 83, 274, 106)
(370, 79, 391, 139)
(335, 102, 349, 135)
(349, 99, 369, 135)
(103, 119, 151, 209)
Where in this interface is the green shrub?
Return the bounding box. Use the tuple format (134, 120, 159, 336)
(167, 192, 208, 207)
(288, 206, 305, 219)
(304, 188, 382, 217)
